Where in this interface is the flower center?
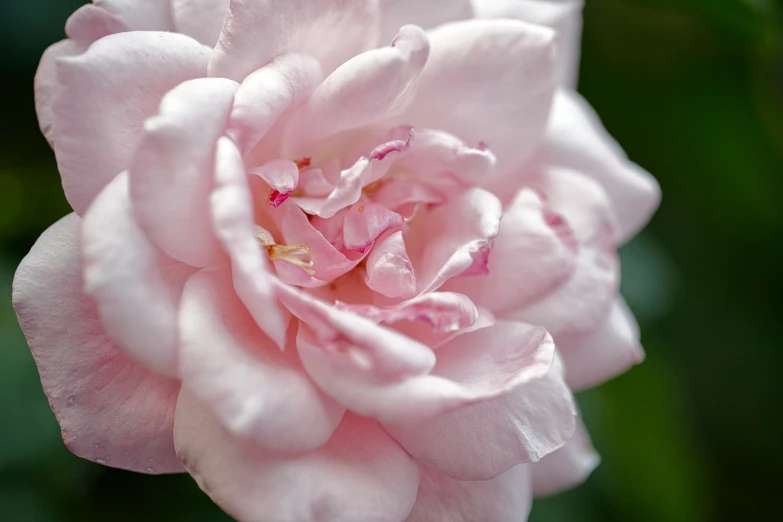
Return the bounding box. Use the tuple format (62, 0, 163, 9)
(256, 231, 315, 275)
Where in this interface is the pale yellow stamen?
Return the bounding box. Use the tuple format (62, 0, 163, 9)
(255, 231, 315, 275)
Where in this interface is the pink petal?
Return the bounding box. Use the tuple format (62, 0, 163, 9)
(369, 178, 445, 212)
(444, 188, 577, 314)
(211, 137, 290, 348)
(557, 298, 645, 390)
(343, 203, 403, 253)
(379, 0, 474, 42)
(174, 394, 419, 522)
(337, 292, 478, 333)
(81, 173, 196, 377)
(406, 464, 532, 522)
(533, 416, 600, 497)
(547, 90, 661, 243)
(472, 0, 584, 88)
(179, 269, 344, 452)
(13, 214, 182, 474)
(293, 157, 370, 218)
(228, 53, 322, 155)
(384, 323, 575, 480)
(130, 78, 238, 268)
(51, 32, 211, 215)
(172, 0, 230, 47)
(401, 19, 557, 181)
(512, 168, 619, 336)
(209, 0, 381, 81)
(397, 129, 497, 185)
(365, 230, 417, 299)
(34, 39, 88, 147)
(250, 159, 300, 207)
(408, 187, 502, 293)
(65, 0, 174, 41)
(288, 25, 429, 148)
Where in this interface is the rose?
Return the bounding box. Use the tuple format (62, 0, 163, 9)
(14, 0, 660, 520)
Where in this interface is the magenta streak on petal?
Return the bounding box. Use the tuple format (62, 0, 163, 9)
(370, 126, 414, 162)
(543, 209, 578, 252)
(477, 141, 489, 151)
(461, 243, 492, 277)
(268, 190, 292, 208)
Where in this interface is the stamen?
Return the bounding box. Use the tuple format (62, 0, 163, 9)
(255, 231, 315, 275)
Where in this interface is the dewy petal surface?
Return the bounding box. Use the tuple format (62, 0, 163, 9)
(384, 322, 575, 480)
(13, 214, 182, 474)
(131, 77, 239, 268)
(51, 31, 211, 214)
(174, 394, 419, 522)
(406, 464, 533, 522)
(210, 0, 381, 81)
(179, 269, 345, 453)
(82, 173, 196, 377)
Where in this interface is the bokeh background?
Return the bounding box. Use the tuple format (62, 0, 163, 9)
(1, 0, 781, 520)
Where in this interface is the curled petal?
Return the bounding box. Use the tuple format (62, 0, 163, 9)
(343, 203, 403, 253)
(293, 157, 370, 218)
(130, 78, 238, 268)
(406, 464, 532, 522)
(379, 0, 474, 42)
(384, 323, 575, 480)
(82, 173, 196, 377)
(51, 31, 211, 214)
(365, 231, 417, 299)
(251, 159, 300, 207)
(210, 0, 381, 81)
(65, 0, 174, 42)
(13, 214, 182, 474)
(397, 129, 497, 185)
(533, 417, 600, 497)
(174, 395, 419, 522)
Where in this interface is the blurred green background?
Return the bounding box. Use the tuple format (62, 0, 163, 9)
(1, 0, 781, 520)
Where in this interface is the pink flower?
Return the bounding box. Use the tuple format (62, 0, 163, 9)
(15, 0, 660, 520)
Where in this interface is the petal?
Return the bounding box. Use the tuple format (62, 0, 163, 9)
(401, 19, 557, 179)
(34, 39, 88, 147)
(179, 269, 344, 452)
(343, 203, 403, 253)
(211, 136, 290, 348)
(251, 159, 300, 207)
(512, 168, 619, 337)
(546, 90, 661, 243)
(52, 31, 211, 214)
(406, 464, 532, 522)
(292, 157, 370, 218)
(130, 78, 238, 268)
(228, 53, 322, 155)
(209, 0, 381, 81)
(172, 0, 231, 47)
(408, 187, 502, 293)
(379, 0, 474, 42)
(472, 0, 584, 88)
(365, 230, 417, 299)
(82, 173, 196, 377)
(384, 323, 575, 480)
(65, 0, 175, 41)
(444, 188, 577, 314)
(533, 417, 600, 497)
(557, 298, 645, 390)
(174, 394, 419, 522)
(288, 25, 429, 147)
(13, 214, 182, 474)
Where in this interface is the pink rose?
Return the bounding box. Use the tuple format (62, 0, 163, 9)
(15, 0, 660, 520)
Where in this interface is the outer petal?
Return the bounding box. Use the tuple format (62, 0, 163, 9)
(406, 464, 532, 522)
(174, 394, 419, 522)
(13, 214, 182, 474)
(546, 90, 661, 243)
(289, 25, 429, 147)
(130, 78, 238, 268)
(65, 0, 175, 41)
(209, 0, 381, 81)
(82, 173, 195, 377)
(173, 0, 230, 47)
(533, 417, 600, 497)
(472, 0, 583, 88)
(379, 0, 473, 42)
(384, 323, 575, 480)
(402, 19, 557, 180)
(408, 187, 502, 293)
(34, 40, 88, 147)
(444, 188, 576, 314)
(556, 298, 645, 390)
(179, 269, 344, 452)
(51, 32, 211, 214)
(211, 137, 290, 348)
